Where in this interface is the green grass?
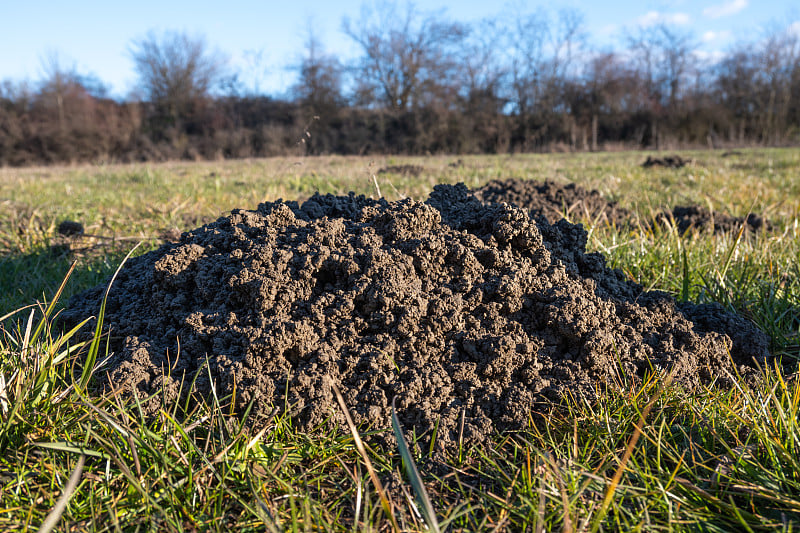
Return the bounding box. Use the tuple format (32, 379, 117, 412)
(1, 149, 799, 531)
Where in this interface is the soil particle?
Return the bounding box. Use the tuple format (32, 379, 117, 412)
(62, 184, 769, 448)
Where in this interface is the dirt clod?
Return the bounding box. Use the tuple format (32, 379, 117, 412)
(642, 155, 692, 168)
(473, 178, 631, 227)
(57, 220, 84, 236)
(473, 178, 771, 234)
(656, 205, 771, 234)
(62, 184, 769, 447)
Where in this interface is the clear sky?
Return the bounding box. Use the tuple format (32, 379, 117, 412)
(1, 0, 797, 98)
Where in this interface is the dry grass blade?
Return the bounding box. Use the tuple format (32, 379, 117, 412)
(331, 381, 400, 532)
(21, 309, 35, 357)
(543, 452, 573, 533)
(0, 373, 7, 419)
(36, 454, 85, 533)
(372, 173, 383, 199)
(391, 396, 440, 533)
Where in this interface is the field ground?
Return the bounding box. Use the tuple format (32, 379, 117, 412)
(1, 149, 799, 531)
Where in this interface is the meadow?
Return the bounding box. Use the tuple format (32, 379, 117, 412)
(1, 149, 798, 531)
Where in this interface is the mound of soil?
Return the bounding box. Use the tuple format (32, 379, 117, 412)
(472, 178, 771, 234)
(656, 205, 771, 234)
(57, 220, 84, 236)
(642, 155, 692, 168)
(62, 184, 769, 447)
(473, 178, 631, 227)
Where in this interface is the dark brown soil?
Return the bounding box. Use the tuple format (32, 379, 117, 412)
(473, 178, 771, 234)
(473, 178, 631, 227)
(57, 220, 84, 236)
(642, 155, 692, 168)
(62, 184, 769, 448)
(656, 206, 771, 234)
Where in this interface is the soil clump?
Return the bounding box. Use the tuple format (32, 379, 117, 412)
(642, 155, 692, 168)
(472, 178, 771, 234)
(656, 205, 771, 234)
(57, 220, 84, 236)
(62, 184, 769, 448)
(473, 178, 631, 228)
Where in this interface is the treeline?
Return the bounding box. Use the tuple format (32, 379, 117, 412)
(1, 3, 799, 165)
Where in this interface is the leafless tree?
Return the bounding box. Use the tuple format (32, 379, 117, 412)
(129, 30, 227, 125)
(292, 23, 345, 154)
(627, 24, 697, 110)
(38, 52, 80, 133)
(294, 26, 344, 113)
(459, 17, 507, 112)
(501, 6, 586, 149)
(755, 21, 799, 142)
(342, 1, 466, 111)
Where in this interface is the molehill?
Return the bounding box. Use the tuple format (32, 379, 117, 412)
(473, 178, 631, 228)
(474, 177, 770, 234)
(62, 184, 769, 447)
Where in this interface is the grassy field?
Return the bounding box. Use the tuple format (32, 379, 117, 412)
(1, 149, 799, 531)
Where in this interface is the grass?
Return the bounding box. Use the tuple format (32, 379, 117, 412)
(1, 148, 799, 531)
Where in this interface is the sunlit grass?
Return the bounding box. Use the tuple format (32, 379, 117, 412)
(0, 149, 799, 530)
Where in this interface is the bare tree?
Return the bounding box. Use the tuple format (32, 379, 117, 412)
(627, 24, 697, 110)
(342, 1, 466, 111)
(502, 6, 586, 149)
(755, 21, 799, 142)
(505, 7, 549, 118)
(239, 48, 271, 96)
(129, 30, 227, 126)
(625, 23, 698, 147)
(38, 52, 80, 133)
(568, 52, 635, 150)
(293, 23, 345, 154)
(294, 25, 344, 114)
(459, 17, 508, 112)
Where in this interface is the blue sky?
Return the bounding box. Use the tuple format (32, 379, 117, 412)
(1, 0, 797, 98)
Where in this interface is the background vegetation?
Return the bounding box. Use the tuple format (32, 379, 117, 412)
(1, 2, 799, 166)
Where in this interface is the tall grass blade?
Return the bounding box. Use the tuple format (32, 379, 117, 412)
(391, 396, 440, 533)
(680, 247, 690, 302)
(717, 223, 746, 286)
(80, 243, 141, 390)
(30, 261, 78, 344)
